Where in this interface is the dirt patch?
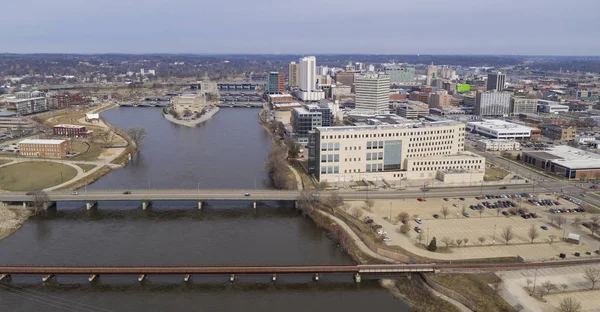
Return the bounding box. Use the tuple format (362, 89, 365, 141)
(0, 204, 32, 240)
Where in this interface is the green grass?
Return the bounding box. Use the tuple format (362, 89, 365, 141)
(484, 167, 510, 181)
(69, 140, 105, 161)
(0, 159, 12, 166)
(74, 163, 96, 172)
(0, 162, 78, 191)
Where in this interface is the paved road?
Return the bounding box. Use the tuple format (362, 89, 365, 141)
(0, 184, 558, 202)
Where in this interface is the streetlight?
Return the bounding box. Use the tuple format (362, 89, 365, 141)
(532, 269, 538, 294)
(427, 228, 430, 244)
(493, 225, 497, 245)
(389, 202, 392, 221)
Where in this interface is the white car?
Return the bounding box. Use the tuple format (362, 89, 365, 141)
(71, 191, 79, 195)
(414, 218, 422, 224)
(383, 237, 392, 242)
(376, 230, 387, 235)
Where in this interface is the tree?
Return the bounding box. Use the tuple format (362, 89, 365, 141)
(560, 284, 568, 292)
(99, 129, 116, 147)
(478, 236, 486, 245)
(266, 145, 291, 189)
(463, 238, 469, 246)
(427, 237, 437, 251)
(396, 212, 409, 223)
(528, 225, 539, 243)
(441, 237, 452, 248)
(296, 190, 316, 215)
(461, 204, 467, 215)
(541, 281, 557, 297)
(30, 190, 51, 214)
(416, 233, 424, 245)
(557, 297, 582, 312)
(516, 154, 521, 161)
(456, 239, 463, 247)
(501, 226, 514, 245)
(325, 192, 344, 213)
(583, 268, 600, 290)
(479, 208, 484, 218)
(168, 108, 179, 119)
(399, 223, 411, 234)
(557, 216, 567, 228)
(441, 206, 449, 219)
(283, 137, 301, 158)
(572, 217, 582, 226)
(364, 199, 374, 212)
(127, 127, 147, 150)
(350, 207, 364, 219)
(526, 279, 533, 291)
(549, 235, 557, 244)
(491, 274, 504, 294)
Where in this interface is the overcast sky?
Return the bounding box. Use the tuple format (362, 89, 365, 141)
(1, 0, 599, 55)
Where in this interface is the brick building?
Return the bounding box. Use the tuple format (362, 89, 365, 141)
(19, 139, 72, 159)
(49, 93, 90, 109)
(53, 124, 90, 138)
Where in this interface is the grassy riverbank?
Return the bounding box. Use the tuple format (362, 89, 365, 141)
(0, 204, 32, 240)
(56, 165, 112, 191)
(0, 162, 78, 191)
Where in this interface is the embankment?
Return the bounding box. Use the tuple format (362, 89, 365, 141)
(163, 106, 220, 127)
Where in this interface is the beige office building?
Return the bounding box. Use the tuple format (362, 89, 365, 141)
(310, 120, 485, 184)
(171, 94, 206, 114)
(288, 62, 299, 87)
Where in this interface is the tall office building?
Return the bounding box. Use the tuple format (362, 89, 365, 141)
(267, 72, 284, 94)
(384, 64, 415, 83)
(354, 73, 391, 112)
(475, 91, 511, 116)
(297, 56, 325, 101)
(425, 63, 437, 86)
(487, 72, 506, 91)
(288, 62, 299, 88)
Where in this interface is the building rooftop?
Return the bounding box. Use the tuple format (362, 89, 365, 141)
(267, 94, 292, 98)
(19, 139, 66, 145)
(54, 124, 85, 129)
(478, 139, 520, 143)
(467, 119, 538, 131)
(317, 120, 462, 132)
(526, 145, 600, 169)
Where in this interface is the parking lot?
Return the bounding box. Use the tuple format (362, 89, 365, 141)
(347, 192, 595, 261)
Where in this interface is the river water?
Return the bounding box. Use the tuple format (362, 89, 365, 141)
(0, 107, 411, 311)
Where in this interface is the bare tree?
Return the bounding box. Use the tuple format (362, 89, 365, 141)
(364, 199, 374, 212)
(350, 207, 364, 219)
(514, 304, 524, 312)
(296, 190, 316, 215)
(592, 215, 600, 225)
(127, 127, 148, 150)
(501, 226, 514, 245)
(461, 204, 467, 215)
(572, 217, 582, 226)
(583, 268, 600, 290)
(491, 274, 504, 294)
(340, 202, 351, 212)
(549, 235, 557, 244)
(456, 238, 463, 247)
(441, 237, 452, 248)
(399, 223, 411, 234)
(441, 206, 449, 219)
(549, 215, 557, 226)
(528, 225, 540, 243)
(325, 192, 344, 213)
(557, 216, 567, 228)
(526, 279, 533, 291)
(463, 238, 469, 246)
(396, 212, 409, 223)
(478, 236, 486, 245)
(98, 129, 116, 147)
(266, 145, 292, 189)
(560, 284, 569, 292)
(416, 233, 424, 245)
(541, 281, 557, 297)
(557, 297, 582, 312)
(30, 190, 51, 214)
(479, 208, 484, 218)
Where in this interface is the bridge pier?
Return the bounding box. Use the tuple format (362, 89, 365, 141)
(138, 274, 146, 282)
(253, 202, 256, 209)
(230, 274, 235, 283)
(86, 201, 98, 210)
(88, 274, 98, 282)
(198, 201, 202, 210)
(42, 274, 54, 282)
(354, 273, 361, 283)
(313, 273, 320, 282)
(23, 202, 27, 208)
(184, 274, 191, 282)
(0, 274, 10, 282)
(272, 273, 277, 282)
(294, 201, 298, 209)
(142, 201, 151, 210)
(43, 201, 57, 211)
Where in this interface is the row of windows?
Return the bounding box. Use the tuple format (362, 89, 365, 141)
(366, 141, 384, 149)
(409, 141, 453, 147)
(344, 157, 362, 162)
(320, 128, 461, 140)
(408, 146, 452, 153)
(366, 164, 383, 172)
(321, 142, 340, 151)
(414, 159, 483, 166)
(409, 135, 455, 142)
(321, 154, 340, 163)
(321, 166, 340, 174)
(344, 146, 361, 151)
(411, 165, 482, 172)
(366, 152, 383, 160)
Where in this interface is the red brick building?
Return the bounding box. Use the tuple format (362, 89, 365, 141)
(53, 124, 89, 138)
(49, 93, 90, 109)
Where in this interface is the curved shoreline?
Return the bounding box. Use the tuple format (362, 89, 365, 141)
(163, 106, 220, 127)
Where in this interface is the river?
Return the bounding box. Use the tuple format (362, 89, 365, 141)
(0, 107, 411, 311)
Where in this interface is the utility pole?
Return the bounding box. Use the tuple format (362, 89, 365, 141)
(493, 224, 496, 245)
(532, 269, 538, 294)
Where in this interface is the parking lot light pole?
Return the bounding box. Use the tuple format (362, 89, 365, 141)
(493, 225, 497, 245)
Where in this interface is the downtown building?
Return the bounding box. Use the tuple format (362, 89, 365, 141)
(308, 120, 485, 184)
(288, 62, 299, 88)
(354, 73, 390, 112)
(487, 72, 506, 91)
(384, 64, 415, 84)
(267, 72, 285, 94)
(296, 56, 325, 101)
(5, 91, 48, 116)
(475, 91, 511, 116)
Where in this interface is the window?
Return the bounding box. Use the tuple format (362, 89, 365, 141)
(321, 166, 326, 174)
(334, 166, 339, 174)
(377, 164, 383, 171)
(378, 152, 383, 160)
(366, 164, 371, 172)
(366, 153, 371, 161)
(367, 141, 372, 149)
(379, 141, 384, 149)
(321, 155, 326, 163)
(334, 143, 339, 151)
(334, 154, 339, 162)
(321, 143, 327, 151)
(327, 166, 333, 174)
(328, 154, 333, 162)
(328, 143, 333, 151)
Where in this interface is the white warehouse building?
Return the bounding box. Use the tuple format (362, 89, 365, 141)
(466, 119, 540, 139)
(476, 139, 521, 152)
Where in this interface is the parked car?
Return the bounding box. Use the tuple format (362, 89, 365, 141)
(433, 214, 439, 219)
(383, 237, 392, 242)
(459, 197, 465, 201)
(414, 227, 422, 233)
(463, 212, 470, 218)
(414, 218, 422, 224)
(123, 191, 131, 195)
(501, 211, 509, 216)
(500, 186, 507, 189)
(541, 226, 548, 230)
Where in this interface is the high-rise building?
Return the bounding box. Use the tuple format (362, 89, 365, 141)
(475, 91, 511, 116)
(307, 104, 333, 127)
(429, 91, 455, 109)
(425, 64, 437, 86)
(335, 72, 355, 88)
(354, 74, 390, 112)
(297, 56, 325, 101)
(267, 72, 284, 94)
(288, 62, 299, 88)
(384, 64, 415, 83)
(487, 72, 506, 91)
(291, 107, 322, 144)
(510, 98, 538, 115)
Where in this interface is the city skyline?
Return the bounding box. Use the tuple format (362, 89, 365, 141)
(2, 0, 599, 55)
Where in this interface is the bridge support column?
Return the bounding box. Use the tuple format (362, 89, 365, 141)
(23, 202, 27, 208)
(142, 201, 151, 210)
(272, 273, 277, 282)
(0, 274, 10, 282)
(354, 273, 361, 283)
(184, 274, 191, 282)
(407, 273, 412, 280)
(42, 274, 54, 282)
(313, 273, 320, 282)
(253, 202, 256, 209)
(43, 201, 57, 211)
(86, 201, 98, 210)
(198, 201, 202, 210)
(88, 274, 98, 282)
(230, 274, 235, 283)
(294, 201, 298, 209)
(138, 274, 146, 282)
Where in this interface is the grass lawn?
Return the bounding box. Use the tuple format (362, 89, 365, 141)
(0, 159, 12, 166)
(484, 167, 510, 181)
(74, 163, 96, 172)
(0, 162, 78, 191)
(69, 139, 105, 161)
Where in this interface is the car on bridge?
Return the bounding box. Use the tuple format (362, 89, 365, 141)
(244, 193, 250, 196)
(123, 191, 131, 195)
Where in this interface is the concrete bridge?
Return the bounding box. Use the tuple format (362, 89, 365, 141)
(1, 258, 598, 283)
(0, 184, 548, 210)
(118, 102, 169, 108)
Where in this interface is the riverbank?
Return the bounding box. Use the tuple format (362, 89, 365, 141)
(0, 203, 32, 240)
(163, 105, 220, 127)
